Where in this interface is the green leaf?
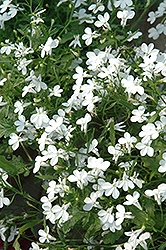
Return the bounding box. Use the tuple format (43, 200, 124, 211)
(85, 217, 101, 239)
(129, 206, 155, 228)
(0, 155, 17, 173)
(148, 110, 160, 123)
(109, 119, 115, 146)
(13, 220, 41, 250)
(103, 229, 123, 244)
(145, 198, 155, 217)
(63, 211, 86, 234)
(36, 174, 57, 180)
(159, 242, 166, 250)
(0, 118, 15, 138)
(142, 155, 161, 180)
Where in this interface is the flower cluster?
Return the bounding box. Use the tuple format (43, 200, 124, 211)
(0, 0, 166, 250)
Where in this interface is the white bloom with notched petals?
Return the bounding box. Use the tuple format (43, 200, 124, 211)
(116, 204, 134, 226)
(108, 143, 124, 163)
(69, 35, 81, 48)
(114, 0, 133, 9)
(88, 0, 105, 14)
(76, 113, 91, 133)
(117, 8, 135, 27)
(82, 27, 100, 46)
(29, 242, 42, 250)
(87, 156, 110, 172)
(158, 152, 166, 173)
(30, 107, 49, 129)
(41, 37, 59, 58)
(94, 12, 111, 30)
(68, 169, 88, 189)
(0, 188, 10, 208)
(101, 179, 120, 199)
(118, 132, 137, 154)
(124, 191, 142, 210)
(8, 133, 25, 150)
(38, 226, 56, 243)
(48, 85, 63, 97)
(83, 192, 102, 211)
(0, 96, 7, 106)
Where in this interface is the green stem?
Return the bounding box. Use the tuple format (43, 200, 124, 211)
(20, 141, 33, 162)
(58, 1, 76, 39)
(131, 0, 158, 30)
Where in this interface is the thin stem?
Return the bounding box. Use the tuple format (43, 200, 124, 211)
(20, 141, 33, 162)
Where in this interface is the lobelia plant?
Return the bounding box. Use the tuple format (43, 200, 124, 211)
(0, 0, 166, 249)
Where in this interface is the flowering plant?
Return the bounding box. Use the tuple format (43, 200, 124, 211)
(0, 0, 166, 249)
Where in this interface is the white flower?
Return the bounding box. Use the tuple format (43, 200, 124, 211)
(14, 115, 27, 132)
(22, 83, 36, 97)
(29, 242, 42, 250)
(73, 0, 87, 8)
(83, 192, 102, 211)
(31, 74, 47, 92)
(101, 179, 120, 199)
(124, 191, 142, 210)
(145, 183, 166, 205)
(0, 96, 7, 106)
(30, 107, 49, 129)
(139, 123, 159, 142)
(147, 11, 156, 24)
(41, 37, 59, 58)
(14, 100, 31, 115)
(114, 121, 126, 132)
(118, 132, 137, 154)
(69, 35, 81, 48)
(88, 0, 105, 14)
(38, 132, 53, 151)
(73, 66, 89, 85)
(121, 75, 144, 97)
(94, 12, 111, 30)
(116, 204, 134, 225)
(130, 172, 142, 188)
(53, 203, 70, 224)
(148, 23, 163, 40)
(0, 0, 12, 13)
(0, 77, 7, 86)
(7, 226, 19, 242)
(114, 0, 133, 9)
(98, 207, 114, 228)
(118, 172, 135, 191)
(48, 85, 63, 97)
(17, 58, 32, 75)
(76, 113, 91, 133)
(136, 232, 150, 250)
(136, 138, 154, 157)
(127, 31, 142, 42)
(68, 169, 88, 189)
(0, 222, 7, 241)
(82, 92, 101, 112)
(131, 106, 148, 123)
(38, 226, 56, 243)
(57, 0, 68, 7)
(86, 139, 99, 156)
(82, 27, 100, 46)
(8, 133, 25, 150)
(87, 156, 110, 172)
(117, 9, 135, 27)
(33, 155, 48, 174)
(45, 117, 63, 134)
(42, 145, 63, 166)
(0, 188, 10, 208)
(158, 152, 166, 173)
(73, 8, 95, 24)
(108, 143, 124, 163)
